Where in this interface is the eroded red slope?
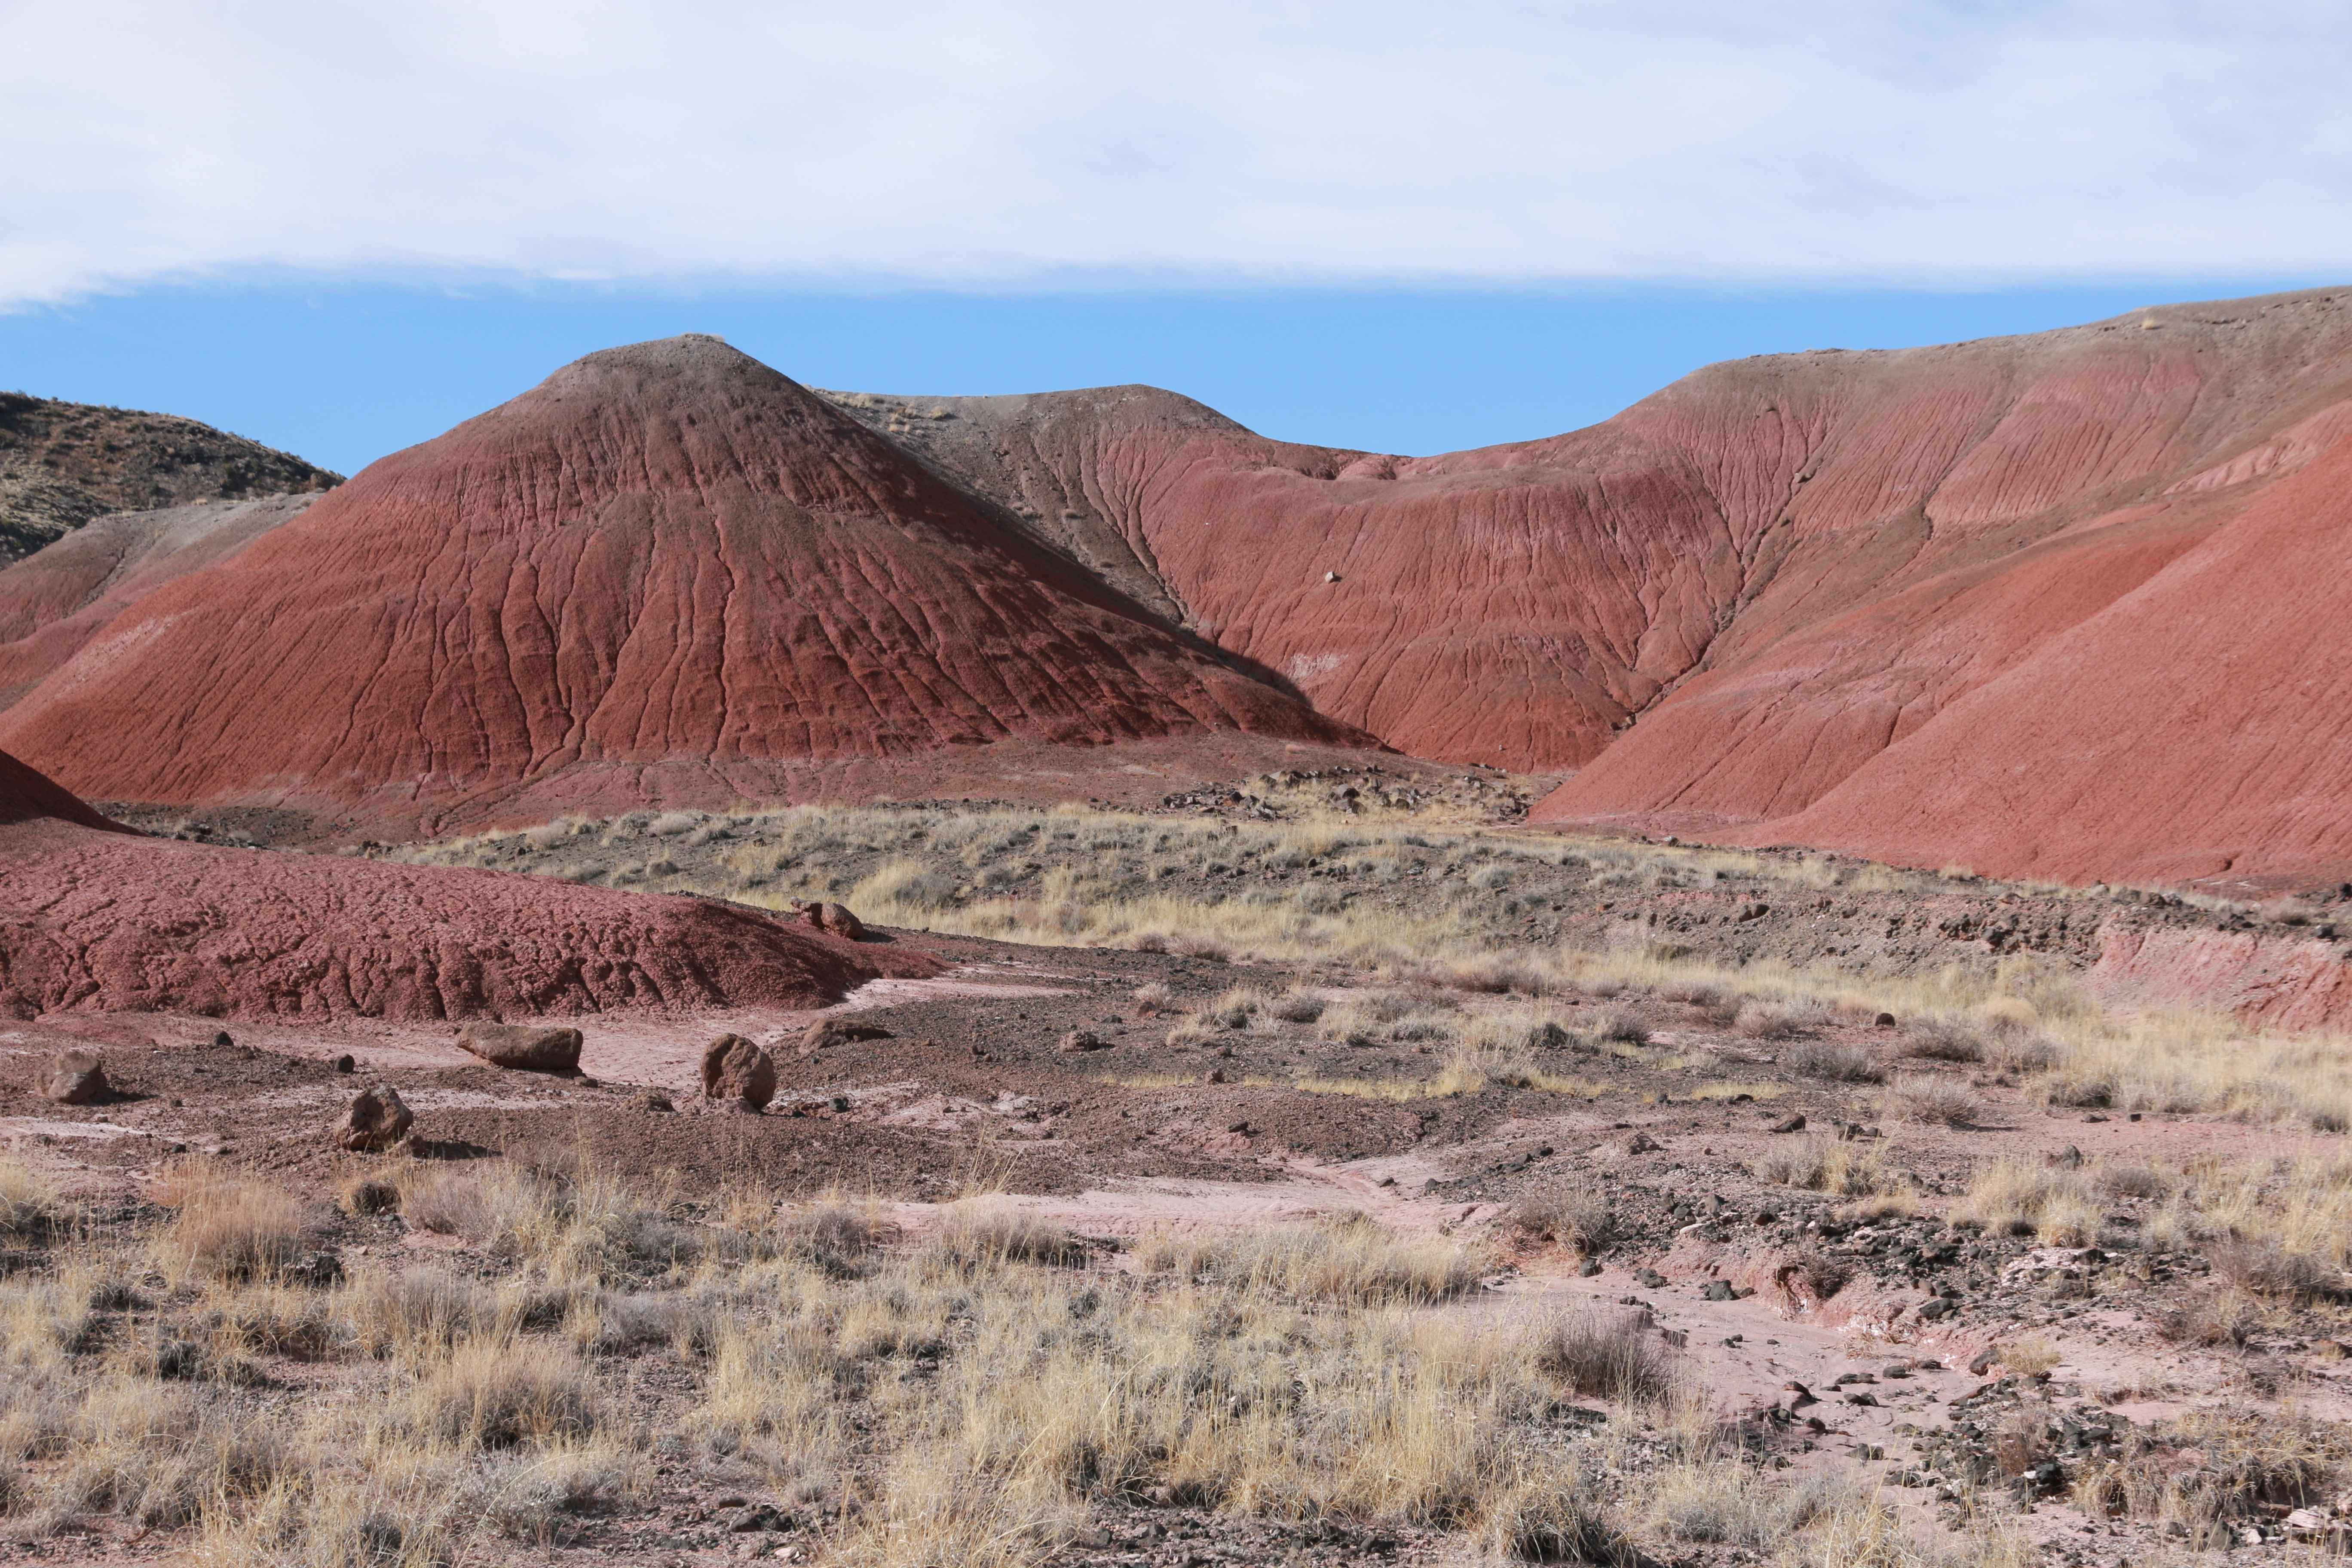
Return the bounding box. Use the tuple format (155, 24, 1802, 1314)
(0, 337, 1357, 826)
(0, 747, 919, 1020)
(1730, 430, 2352, 887)
(878, 293, 2352, 803)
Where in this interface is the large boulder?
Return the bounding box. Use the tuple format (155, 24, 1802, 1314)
(796, 1017, 893, 1060)
(455, 1022, 582, 1074)
(36, 1049, 108, 1104)
(700, 1033, 778, 1112)
(799, 902, 868, 940)
(335, 1085, 413, 1152)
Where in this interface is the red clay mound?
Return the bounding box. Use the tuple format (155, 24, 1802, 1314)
(0, 748, 929, 1021)
(0, 337, 1358, 829)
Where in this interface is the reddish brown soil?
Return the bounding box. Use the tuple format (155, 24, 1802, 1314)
(0, 337, 1363, 831)
(0, 748, 936, 1023)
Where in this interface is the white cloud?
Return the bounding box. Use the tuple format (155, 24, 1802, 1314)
(2, 0, 2348, 306)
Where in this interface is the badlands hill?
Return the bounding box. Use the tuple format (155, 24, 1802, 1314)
(3, 288, 2350, 886)
(824, 288, 2352, 888)
(0, 336, 1362, 832)
(0, 390, 338, 561)
(0, 744, 919, 1022)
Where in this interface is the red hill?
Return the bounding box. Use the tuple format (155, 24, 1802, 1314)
(839, 289, 2352, 887)
(0, 337, 1358, 830)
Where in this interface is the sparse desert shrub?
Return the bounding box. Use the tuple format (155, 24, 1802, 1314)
(1136, 1214, 1481, 1304)
(1733, 1001, 1815, 1040)
(341, 1176, 400, 1217)
(781, 1202, 882, 1278)
(1130, 982, 1173, 1016)
(1168, 934, 1230, 962)
(2258, 897, 2321, 926)
(2210, 1238, 2340, 1300)
(156, 1170, 305, 1283)
(1881, 1074, 1979, 1126)
(1588, 1009, 1648, 1046)
(1996, 1334, 2059, 1377)
(1165, 1015, 1222, 1048)
(1899, 1020, 1984, 1062)
(1206, 986, 1266, 1028)
(1477, 1466, 1624, 1565)
(1532, 1311, 1676, 1404)
(408, 1339, 600, 1449)
(928, 1200, 1086, 1268)
(646, 812, 700, 837)
(1271, 987, 1325, 1023)
(0, 1157, 65, 1242)
(1785, 1041, 1885, 1083)
(1505, 1191, 1616, 1257)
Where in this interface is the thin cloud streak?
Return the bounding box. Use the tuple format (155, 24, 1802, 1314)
(2, 1, 2347, 307)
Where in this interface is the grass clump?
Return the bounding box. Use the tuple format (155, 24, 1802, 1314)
(1532, 1311, 1677, 1404)
(1786, 1041, 1885, 1083)
(154, 1168, 306, 1285)
(1136, 1213, 1482, 1305)
(1880, 1074, 1980, 1126)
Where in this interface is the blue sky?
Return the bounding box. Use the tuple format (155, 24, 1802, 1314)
(4, 2, 2346, 474)
(0, 278, 2334, 476)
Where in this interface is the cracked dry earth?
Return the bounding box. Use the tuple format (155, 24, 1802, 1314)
(5, 928, 2351, 1565)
